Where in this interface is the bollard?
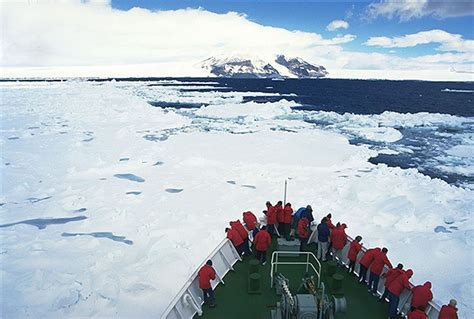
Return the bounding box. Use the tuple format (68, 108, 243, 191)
(248, 273, 262, 294)
(331, 273, 344, 297)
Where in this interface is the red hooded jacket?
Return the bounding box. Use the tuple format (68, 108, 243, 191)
(383, 268, 405, 288)
(243, 211, 257, 230)
(266, 205, 277, 225)
(347, 240, 362, 261)
(370, 251, 393, 275)
(408, 309, 427, 319)
(388, 269, 413, 296)
(227, 228, 244, 247)
(253, 229, 271, 252)
(275, 203, 284, 223)
(411, 281, 433, 309)
(282, 206, 293, 224)
(230, 220, 248, 240)
(359, 248, 381, 268)
(438, 304, 458, 319)
(198, 264, 216, 289)
(330, 225, 348, 250)
(297, 217, 310, 239)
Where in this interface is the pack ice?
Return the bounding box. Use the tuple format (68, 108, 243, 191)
(0, 81, 472, 318)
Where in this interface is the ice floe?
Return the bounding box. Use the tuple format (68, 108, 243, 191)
(0, 81, 472, 318)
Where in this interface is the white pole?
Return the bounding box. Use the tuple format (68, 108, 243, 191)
(283, 179, 288, 205)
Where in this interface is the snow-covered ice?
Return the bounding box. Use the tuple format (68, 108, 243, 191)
(0, 81, 473, 318)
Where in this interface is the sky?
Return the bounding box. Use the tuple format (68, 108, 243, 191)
(1, 0, 473, 79)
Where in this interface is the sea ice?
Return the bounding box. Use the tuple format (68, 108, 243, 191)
(0, 81, 472, 318)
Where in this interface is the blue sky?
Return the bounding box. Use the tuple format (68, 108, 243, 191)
(111, 0, 474, 58)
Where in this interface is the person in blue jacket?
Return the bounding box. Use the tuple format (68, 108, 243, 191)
(290, 205, 313, 240)
(317, 217, 330, 261)
(300, 205, 314, 224)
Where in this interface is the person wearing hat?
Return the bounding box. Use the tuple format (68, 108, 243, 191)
(411, 281, 433, 311)
(198, 260, 216, 308)
(438, 299, 458, 319)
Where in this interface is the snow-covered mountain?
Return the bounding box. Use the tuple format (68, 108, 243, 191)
(275, 55, 328, 78)
(200, 55, 327, 78)
(200, 56, 281, 78)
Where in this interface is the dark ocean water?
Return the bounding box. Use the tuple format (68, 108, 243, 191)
(104, 77, 474, 116)
(114, 77, 474, 188)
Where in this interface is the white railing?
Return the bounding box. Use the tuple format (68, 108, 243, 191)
(160, 238, 241, 319)
(270, 251, 322, 289)
(308, 229, 442, 318)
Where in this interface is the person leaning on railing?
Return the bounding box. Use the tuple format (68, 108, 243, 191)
(387, 269, 413, 319)
(347, 235, 362, 274)
(438, 299, 458, 319)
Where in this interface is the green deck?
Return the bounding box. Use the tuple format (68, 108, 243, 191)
(198, 241, 389, 319)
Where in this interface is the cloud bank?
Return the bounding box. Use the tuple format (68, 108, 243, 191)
(1, 1, 352, 68)
(0, 1, 473, 80)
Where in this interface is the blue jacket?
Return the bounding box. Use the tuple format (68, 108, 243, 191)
(293, 207, 306, 221)
(317, 223, 330, 242)
(301, 208, 314, 224)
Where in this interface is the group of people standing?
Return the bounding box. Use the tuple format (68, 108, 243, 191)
(197, 201, 458, 319)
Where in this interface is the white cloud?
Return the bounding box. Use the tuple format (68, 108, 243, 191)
(366, 0, 474, 21)
(326, 20, 349, 31)
(0, 1, 472, 81)
(0, 1, 354, 68)
(364, 29, 474, 53)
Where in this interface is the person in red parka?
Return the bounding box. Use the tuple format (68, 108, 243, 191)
(275, 201, 284, 234)
(265, 201, 278, 237)
(358, 247, 381, 284)
(438, 299, 458, 319)
(387, 269, 413, 319)
(243, 211, 257, 231)
(408, 307, 427, 319)
(347, 236, 362, 274)
(297, 217, 310, 252)
(379, 263, 404, 302)
(225, 227, 244, 256)
(253, 225, 272, 265)
(411, 281, 433, 311)
(330, 223, 348, 265)
(282, 202, 293, 239)
(198, 260, 216, 308)
(368, 247, 393, 295)
(230, 220, 251, 256)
